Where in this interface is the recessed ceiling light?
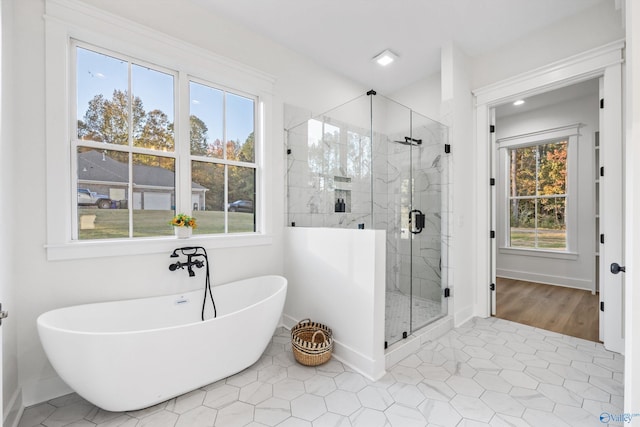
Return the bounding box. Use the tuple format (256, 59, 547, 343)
(513, 99, 525, 106)
(373, 49, 397, 67)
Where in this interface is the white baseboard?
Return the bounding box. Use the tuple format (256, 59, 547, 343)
(22, 376, 73, 408)
(497, 269, 593, 291)
(454, 305, 475, 328)
(281, 314, 385, 381)
(4, 387, 23, 427)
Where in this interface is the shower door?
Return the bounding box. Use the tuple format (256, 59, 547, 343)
(381, 103, 448, 348)
(409, 112, 448, 334)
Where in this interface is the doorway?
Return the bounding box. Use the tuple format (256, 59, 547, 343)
(474, 40, 625, 354)
(492, 79, 601, 341)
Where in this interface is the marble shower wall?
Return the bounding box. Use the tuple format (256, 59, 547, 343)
(284, 101, 449, 309)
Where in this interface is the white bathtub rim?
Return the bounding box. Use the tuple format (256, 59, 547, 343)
(37, 274, 287, 336)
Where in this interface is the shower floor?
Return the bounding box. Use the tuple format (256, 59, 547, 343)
(385, 289, 443, 345)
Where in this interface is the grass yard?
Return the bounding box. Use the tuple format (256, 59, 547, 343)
(78, 208, 255, 240)
(510, 227, 566, 250)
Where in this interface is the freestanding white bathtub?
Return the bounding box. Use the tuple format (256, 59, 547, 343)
(37, 275, 287, 412)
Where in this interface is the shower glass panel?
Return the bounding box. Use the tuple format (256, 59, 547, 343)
(285, 92, 449, 349)
(409, 112, 448, 335)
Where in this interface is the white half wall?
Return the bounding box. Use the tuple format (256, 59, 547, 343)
(283, 227, 386, 381)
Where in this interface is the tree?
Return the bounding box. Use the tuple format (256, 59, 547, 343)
(190, 115, 209, 156)
(137, 109, 174, 151)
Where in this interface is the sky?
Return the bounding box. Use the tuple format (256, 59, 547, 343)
(76, 46, 254, 146)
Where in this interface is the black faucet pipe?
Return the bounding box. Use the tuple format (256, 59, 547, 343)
(168, 246, 217, 320)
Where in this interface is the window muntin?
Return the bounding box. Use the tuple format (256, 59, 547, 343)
(74, 43, 259, 240)
(189, 80, 257, 235)
(508, 141, 568, 250)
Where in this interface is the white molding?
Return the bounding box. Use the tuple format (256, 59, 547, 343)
(4, 387, 23, 427)
(497, 270, 593, 290)
(45, 234, 273, 261)
(473, 40, 625, 107)
(22, 376, 73, 408)
(496, 123, 583, 146)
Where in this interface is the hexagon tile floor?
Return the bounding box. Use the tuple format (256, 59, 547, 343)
(18, 317, 625, 427)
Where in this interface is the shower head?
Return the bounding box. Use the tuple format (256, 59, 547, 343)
(393, 136, 422, 146)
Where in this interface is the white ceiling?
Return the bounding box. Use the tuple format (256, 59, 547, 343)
(193, 0, 606, 94)
(495, 78, 600, 118)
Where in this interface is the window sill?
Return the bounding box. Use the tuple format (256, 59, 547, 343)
(498, 247, 579, 261)
(45, 233, 273, 261)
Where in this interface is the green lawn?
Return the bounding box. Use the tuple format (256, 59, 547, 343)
(510, 227, 566, 250)
(78, 208, 255, 240)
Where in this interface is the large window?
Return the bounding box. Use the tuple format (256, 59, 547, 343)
(507, 140, 568, 250)
(73, 44, 258, 240)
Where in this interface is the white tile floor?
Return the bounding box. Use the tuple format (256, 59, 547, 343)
(18, 317, 625, 427)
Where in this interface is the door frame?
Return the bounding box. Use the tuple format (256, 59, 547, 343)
(473, 40, 625, 351)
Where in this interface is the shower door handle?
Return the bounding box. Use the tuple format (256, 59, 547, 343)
(409, 209, 425, 234)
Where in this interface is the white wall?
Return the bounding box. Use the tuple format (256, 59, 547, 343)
(495, 92, 598, 290)
(390, 73, 442, 122)
(283, 227, 386, 380)
(1, 0, 20, 425)
(441, 42, 474, 326)
(624, 0, 640, 415)
(12, 0, 366, 407)
(472, 0, 624, 89)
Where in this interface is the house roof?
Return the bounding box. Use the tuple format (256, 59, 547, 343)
(78, 150, 207, 190)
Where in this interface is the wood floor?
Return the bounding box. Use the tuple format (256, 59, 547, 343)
(495, 277, 600, 342)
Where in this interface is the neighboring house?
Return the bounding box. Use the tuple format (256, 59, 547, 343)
(77, 150, 208, 210)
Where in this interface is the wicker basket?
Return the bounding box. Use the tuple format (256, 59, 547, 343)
(291, 319, 333, 366)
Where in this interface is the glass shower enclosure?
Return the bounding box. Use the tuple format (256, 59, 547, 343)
(285, 91, 449, 348)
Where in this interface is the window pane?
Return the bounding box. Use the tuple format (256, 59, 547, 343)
(77, 148, 129, 239)
(190, 82, 223, 158)
(538, 141, 567, 196)
(308, 119, 324, 175)
(228, 166, 256, 233)
(510, 146, 537, 196)
(132, 154, 175, 237)
(77, 47, 129, 145)
(132, 64, 175, 151)
(347, 131, 371, 179)
(191, 161, 225, 234)
(509, 198, 536, 248)
(226, 93, 255, 162)
(537, 197, 566, 250)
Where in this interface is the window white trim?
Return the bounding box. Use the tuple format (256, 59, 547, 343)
(44, 0, 275, 260)
(496, 124, 581, 254)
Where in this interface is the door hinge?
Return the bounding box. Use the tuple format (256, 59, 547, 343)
(384, 341, 388, 349)
(490, 178, 495, 186)
(490, 125, 496, 133)
(287, 148, 292, 155)
(600, 98, 604, 109)
(490, 230, 496, 239)
(444, 288, 451, 298)
(600, 234, 605, 244)
(444, 144, 451, 154)
(600, 166, 604, 177)
(402, 331, 408, 339)
(490, 283, 496, 291)
(600, 301, 604, 312)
